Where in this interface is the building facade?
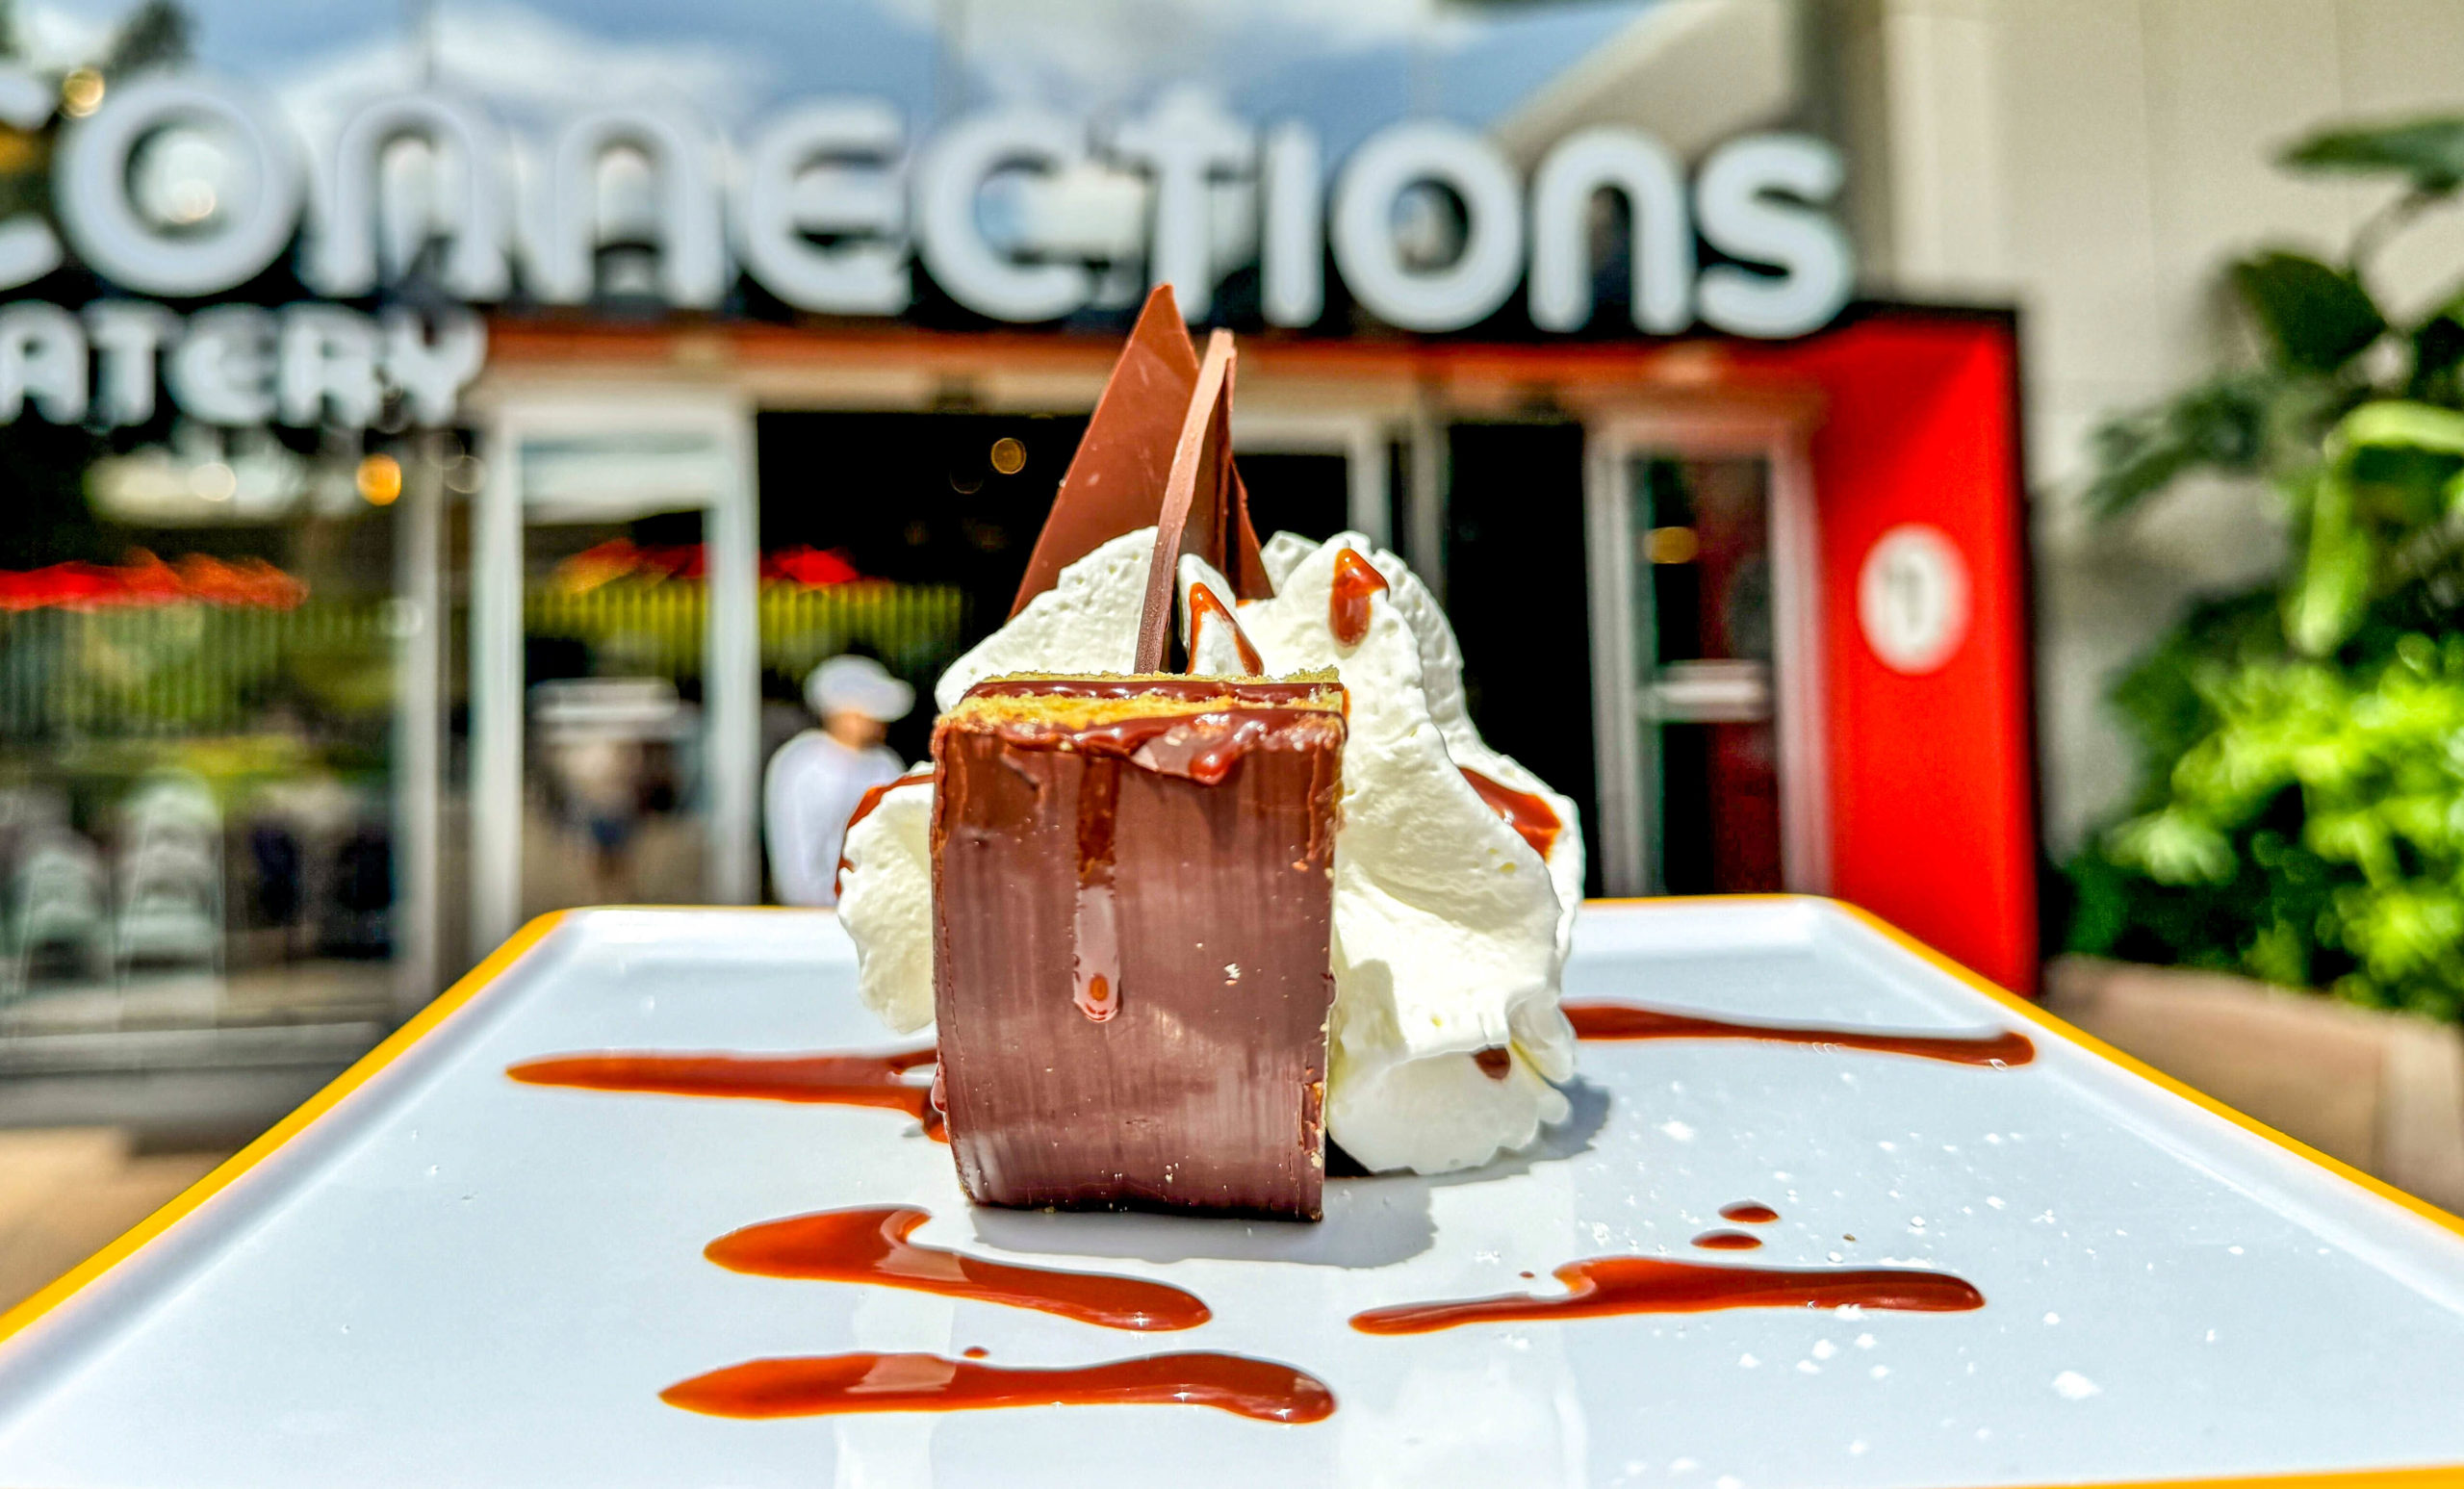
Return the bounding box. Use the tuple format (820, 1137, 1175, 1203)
(9, 0, 2328, 1132)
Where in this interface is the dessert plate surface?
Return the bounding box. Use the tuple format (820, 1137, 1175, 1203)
(0, 899, 2457, 1488)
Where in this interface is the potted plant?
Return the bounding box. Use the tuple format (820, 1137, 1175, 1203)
(2060, 117, 2464, 1208)
(2069, 117, 2464, 1019)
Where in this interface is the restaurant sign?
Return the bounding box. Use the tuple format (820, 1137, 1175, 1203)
(0, 70, 1854, 429)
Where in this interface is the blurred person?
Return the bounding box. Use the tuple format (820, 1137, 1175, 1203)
(765, 655, 912, 907)
(555, 731, 647, 902)
(533, 679, 684, 905)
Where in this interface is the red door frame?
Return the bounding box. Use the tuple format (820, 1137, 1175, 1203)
(1736, 310, 2040, 993)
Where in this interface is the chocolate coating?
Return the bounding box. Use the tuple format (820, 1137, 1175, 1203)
(931, 684, 1344, 1219)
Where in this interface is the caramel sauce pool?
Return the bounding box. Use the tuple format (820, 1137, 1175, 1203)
(1689, 1230, 1763, 1250)
(505, 1047, 945, 1140)
(1350, 1256, 1985, 1334)
(1566, 1003, 2035, 1067)
(662, 1350, 1335, 1424)
(706, 1206, 1208, 1330)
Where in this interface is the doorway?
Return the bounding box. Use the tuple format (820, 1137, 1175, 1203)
(466, 390, 759, 955)
(1586, 410, 1825, 899)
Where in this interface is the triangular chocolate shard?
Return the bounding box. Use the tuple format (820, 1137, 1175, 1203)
(1009, 286, 1201, 617)
(1010, 287, 1274, 620)
(1136, 330, 1261, 672)
(1227, 467, 1268, 598)
(1185, 345, 1270, 602)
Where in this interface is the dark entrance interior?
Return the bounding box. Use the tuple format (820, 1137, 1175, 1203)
(1239, 452, 1350, 546)
(1445, 423, 1603, 896)
(757, 411, 1087, 762)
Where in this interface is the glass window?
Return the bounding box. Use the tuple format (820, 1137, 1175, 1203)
(0, 421, 421, 1065)
(1627, 453, 1782, 895)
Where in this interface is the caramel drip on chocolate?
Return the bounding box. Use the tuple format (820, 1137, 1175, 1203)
(662, 1350, 1336, 1425)
(1459, 767, 1562, 860)
(1349, 1256, 1985, 1335)
(1186, 579, 1264, 675)
(1329, 549, 1388, 646)
(1073, 758, 1124, 1022)
(705, 1205, 1211, 1330)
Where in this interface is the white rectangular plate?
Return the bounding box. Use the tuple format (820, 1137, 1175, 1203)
(0, 898, 2456, 1489)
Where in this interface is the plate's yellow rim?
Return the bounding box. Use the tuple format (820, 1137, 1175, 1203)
(1797, 895, 2464, 1244)
(0, 909, 573, 1352)
(1596, 895, 2464, 1489)
(0, 896, 2457, 1489)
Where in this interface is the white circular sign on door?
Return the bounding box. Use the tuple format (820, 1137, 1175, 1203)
(1858, 524, 1970, 675)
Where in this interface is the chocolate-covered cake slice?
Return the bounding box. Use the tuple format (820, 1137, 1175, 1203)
(931, 676, 1345, 1219)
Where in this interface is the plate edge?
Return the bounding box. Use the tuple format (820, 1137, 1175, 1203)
(0, 908, 575, 1358)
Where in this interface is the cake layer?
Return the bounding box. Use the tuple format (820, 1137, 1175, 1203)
(931, 677, 1345, 1219)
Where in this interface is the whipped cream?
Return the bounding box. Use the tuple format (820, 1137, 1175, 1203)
(835, 769, 936, 1035)
(933, 529, 1153, 711)
(838, 526, 1583, 1174)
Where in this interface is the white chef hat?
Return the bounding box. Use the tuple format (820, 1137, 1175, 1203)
(807, 655, 915, 723)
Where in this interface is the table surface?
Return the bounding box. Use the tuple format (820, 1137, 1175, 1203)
(0, 899, 2457, 1489)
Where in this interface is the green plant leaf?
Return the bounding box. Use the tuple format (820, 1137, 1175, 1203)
(2282, 117, 2464, 193)
(2285, 470, 2376, 655)
(2233, 252, 2387, 372)
(2106, 809, 2237, 886)
(2066, 114, 2464, 1019)
(2333, 398, 2464, 457)
(2410, 310, 2464, 396)
(2242, 920, 2310, 987)
(2083, 372, 2282, 519)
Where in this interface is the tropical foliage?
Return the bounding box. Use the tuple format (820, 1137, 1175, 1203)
(2068, 116, 2464, 1021)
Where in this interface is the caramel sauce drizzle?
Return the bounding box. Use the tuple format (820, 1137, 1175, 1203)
(1350, 1256, 1985, 1335)
(1565, 1003, 2035, 1068)
(1328, 549, 1388, 646)
(1459, 766, 1563, 860)
(1690, 1230, 1763, 1250)
(661, 1350, 1336, 1425)
(1720, 1201, 1780, 1224)
(505, 1047, 946, 1141)
(1186, 579, 1265, 675)
(706, 1206, 1209, 1330)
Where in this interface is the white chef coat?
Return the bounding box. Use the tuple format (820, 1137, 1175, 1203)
(764, 730, 906, 907)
